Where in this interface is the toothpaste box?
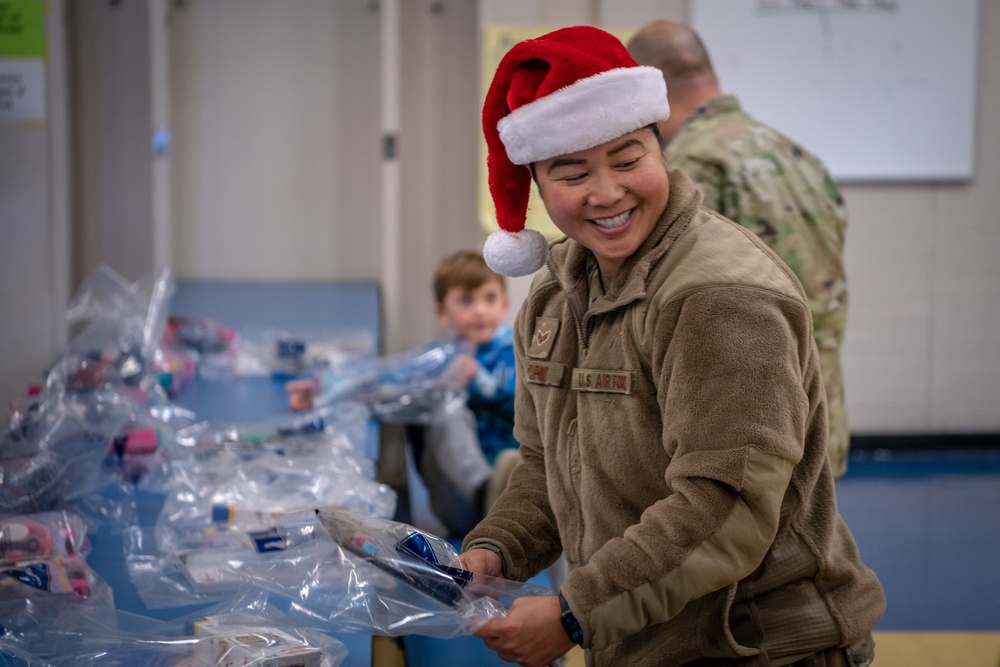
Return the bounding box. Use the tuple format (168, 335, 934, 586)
(192, 616, 321, 667)
(178, 550, 245, 594)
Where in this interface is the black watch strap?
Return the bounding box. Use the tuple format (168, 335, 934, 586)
(558, 592, 584, 645)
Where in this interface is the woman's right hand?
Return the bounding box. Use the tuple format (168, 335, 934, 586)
(459, 548, 504, 578)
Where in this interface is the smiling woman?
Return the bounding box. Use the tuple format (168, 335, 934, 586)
(459, 25, 885, 667)
(534, 127, 668, 275)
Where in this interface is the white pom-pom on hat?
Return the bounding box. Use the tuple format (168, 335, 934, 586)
(484, 229, 549, 277)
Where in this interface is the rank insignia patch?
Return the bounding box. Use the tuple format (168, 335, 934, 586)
(528, 318, 560, 360)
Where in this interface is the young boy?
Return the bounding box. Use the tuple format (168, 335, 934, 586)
(286, 250, 520, 536)
(410, 250, 520, 536)
(460, 26, 884, 667)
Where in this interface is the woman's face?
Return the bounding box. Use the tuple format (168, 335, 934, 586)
(534, 127, 669, 275)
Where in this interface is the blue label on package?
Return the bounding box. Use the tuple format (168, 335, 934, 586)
(249, 527, 285, 553)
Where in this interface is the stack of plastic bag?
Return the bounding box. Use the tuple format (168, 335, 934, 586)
(0, 266, 197, 530)
(64, 263, 174, 397)
(125, 404, 396, 608)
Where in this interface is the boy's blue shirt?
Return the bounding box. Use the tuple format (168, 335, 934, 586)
(463, 324, 518, 464)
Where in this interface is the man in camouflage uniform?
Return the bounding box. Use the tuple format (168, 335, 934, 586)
(628, 20, 851, 478)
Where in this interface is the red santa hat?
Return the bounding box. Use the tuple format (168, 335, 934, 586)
(482, 25, 669, 277)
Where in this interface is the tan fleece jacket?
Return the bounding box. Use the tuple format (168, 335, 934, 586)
(464, 170, 884, 666)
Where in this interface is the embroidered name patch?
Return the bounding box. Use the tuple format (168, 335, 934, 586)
(571, 368, 632, 394)
(526, 361, 565, 387)
(528, 318, 560, 360)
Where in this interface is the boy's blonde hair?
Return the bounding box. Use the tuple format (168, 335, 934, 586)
(433, 250, 506, 304)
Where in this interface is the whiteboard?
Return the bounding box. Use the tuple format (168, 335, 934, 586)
(689, 0, 979, 182)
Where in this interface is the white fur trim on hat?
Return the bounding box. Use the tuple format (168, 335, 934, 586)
(483, 229, 549, 277)
(497, 66, 667, 165)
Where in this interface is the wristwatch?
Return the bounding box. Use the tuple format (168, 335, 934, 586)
(558, 592, 584, 645)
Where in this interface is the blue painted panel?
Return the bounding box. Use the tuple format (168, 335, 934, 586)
(171, 280, 382, 350)
(838, 451, 1000, 631)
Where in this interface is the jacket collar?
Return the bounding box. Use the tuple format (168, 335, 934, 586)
(546, 168, 703, 312)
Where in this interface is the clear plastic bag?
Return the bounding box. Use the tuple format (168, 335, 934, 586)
(0, 511, 116, 644)
(64, 265, 175, 396)
(0, 510, 90, 565)
(127, 413, 395, 608)
(1, 385, 46, 461)
(171, 402, 375, 473)
(0, 603, 347, 666)
(312, 341, 471, 424)
(25, 329, 197, 511)
(163, 315, 240, 381)
(0, 265, 182, 525)
(227, 509, 552, 639)
(0, 406, 138, 528)
(0, 454, 61, 517)
(150, 344, 197, 397)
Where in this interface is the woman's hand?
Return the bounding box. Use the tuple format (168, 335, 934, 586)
(458, 548, 504, 578)
(474, 595, 574, 667)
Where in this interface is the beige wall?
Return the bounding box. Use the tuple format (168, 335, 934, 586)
(33, 0, 1000, 435)
(0, 0, 69, 404)
(168, 1, 382, 283)
(837, 2, 1000, 433)
(162, 0, 678, 355)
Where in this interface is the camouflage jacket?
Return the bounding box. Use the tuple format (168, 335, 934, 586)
(666, 95, 850, 477)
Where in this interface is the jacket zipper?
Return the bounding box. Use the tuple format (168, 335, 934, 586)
(566, 291, 589, 354)
(565, 417, 584, 560)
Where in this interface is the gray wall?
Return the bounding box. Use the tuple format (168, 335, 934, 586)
(3, 0, 998, 436)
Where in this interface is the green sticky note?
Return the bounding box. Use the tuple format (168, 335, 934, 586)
(0, 0, 45, 58)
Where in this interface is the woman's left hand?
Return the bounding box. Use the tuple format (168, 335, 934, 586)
(473, 595, 574, 667)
